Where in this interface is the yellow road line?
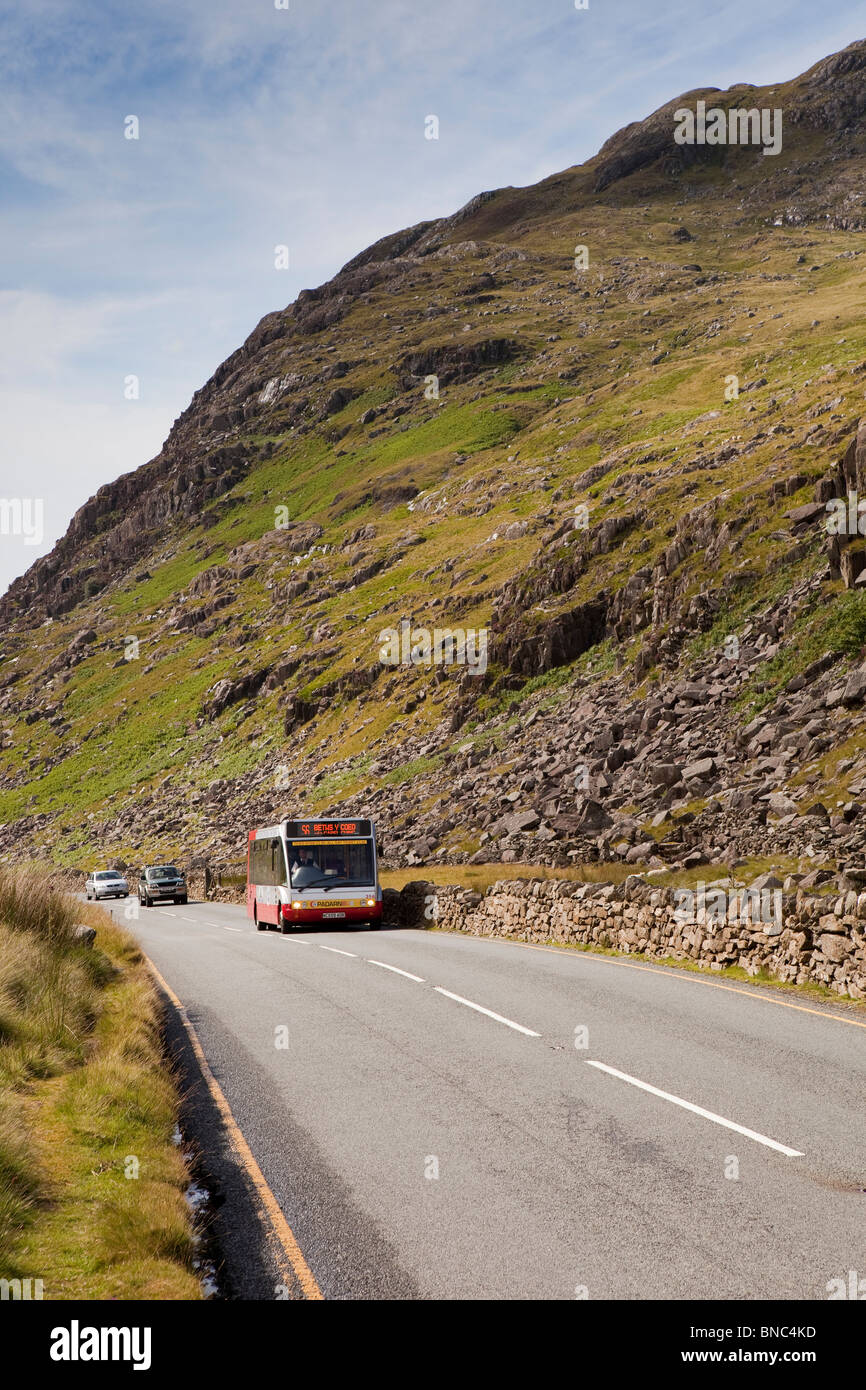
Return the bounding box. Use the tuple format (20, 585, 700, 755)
(146, 957, 323, 1300)
(477, 934, 866, 1030)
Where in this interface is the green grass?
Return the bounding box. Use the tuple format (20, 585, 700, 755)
(824, 588, 866, 656)
(110, 546, 224, 617)
(382, 753, 445, 786)
(473, 658, 581, 720)
(737, 585, 866, 716)
(311, 754, 374, 804)
(362, 400, 522, 469)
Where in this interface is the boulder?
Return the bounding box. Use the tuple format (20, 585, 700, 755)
(817, 933, 853, 962)
(625, 841, 656, 863)
(682, 757, 716, 782)
(682, 849, 708, 868)
(842, 664, 866, 704)
(784, 501, 825, 526)
(649, 763, 682, 787)
(750, 873, 784, 891)
(577, 799, 613, 831)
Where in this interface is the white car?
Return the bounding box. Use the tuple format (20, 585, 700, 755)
(85, 869, 129, 900)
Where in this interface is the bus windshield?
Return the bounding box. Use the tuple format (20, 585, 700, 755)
(287, 838, 374, 889)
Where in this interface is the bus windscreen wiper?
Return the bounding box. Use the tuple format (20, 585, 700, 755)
(294, 875, 349, 889)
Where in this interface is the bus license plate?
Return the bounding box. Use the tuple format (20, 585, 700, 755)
(322, 911, 346, 919)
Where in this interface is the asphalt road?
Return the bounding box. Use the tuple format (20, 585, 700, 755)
(99, 894, 866, 1300)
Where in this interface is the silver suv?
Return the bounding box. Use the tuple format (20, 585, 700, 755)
(85, 869, 129, 900)
(140, 865, 188, 906)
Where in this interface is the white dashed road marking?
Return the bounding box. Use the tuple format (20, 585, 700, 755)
(367, 960, 425, 983)
(433, 987, 541, 1037)
(585, 1060, 805, 1157)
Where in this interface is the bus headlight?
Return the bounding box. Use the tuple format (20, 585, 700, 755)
(292, 901, 302, 909)
(366, 897, 375, 907)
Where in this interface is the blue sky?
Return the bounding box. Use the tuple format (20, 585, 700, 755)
(0, 0, 863, 595)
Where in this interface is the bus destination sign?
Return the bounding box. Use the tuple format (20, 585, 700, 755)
(284, 819, 372, 838)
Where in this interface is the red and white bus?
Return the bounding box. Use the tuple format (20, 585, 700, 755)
(246, 818, 383, 932)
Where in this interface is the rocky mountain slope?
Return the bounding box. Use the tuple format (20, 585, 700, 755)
(4, 39, 866, 880)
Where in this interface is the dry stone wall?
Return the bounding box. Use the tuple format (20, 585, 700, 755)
(390, 877, 866, 1001)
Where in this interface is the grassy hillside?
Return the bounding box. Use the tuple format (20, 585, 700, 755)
(2, 42, 866, 874)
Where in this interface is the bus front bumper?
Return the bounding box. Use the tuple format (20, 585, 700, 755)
(281, 902, 383, 926)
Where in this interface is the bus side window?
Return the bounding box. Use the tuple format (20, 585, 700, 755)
(271, 838, 284, 886)
(254, 838, 270, 885)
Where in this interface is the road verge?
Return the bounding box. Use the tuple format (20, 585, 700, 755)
(0, 867, 201, 1299)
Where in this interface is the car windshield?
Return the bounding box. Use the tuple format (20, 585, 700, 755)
(96, 871, 121, 880)
(149, 867, 179, 880)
